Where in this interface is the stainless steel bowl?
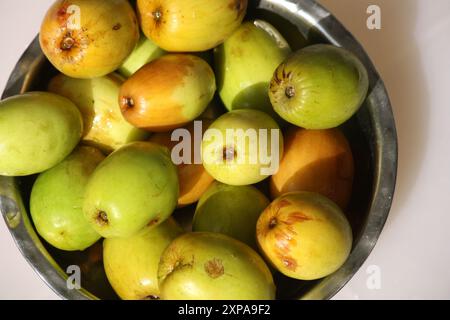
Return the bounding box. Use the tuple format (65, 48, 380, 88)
(0, 0, 397, 300)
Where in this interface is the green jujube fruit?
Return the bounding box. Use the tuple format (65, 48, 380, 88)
(193, 182, 270, 248)
(30, 146, 104, 251)
(158, 232, 276, 300)
(269, 44, 369, 129)
(202, 109, 284, 186)
(48, 73, 148, 153)
(118, 34, 166, 78)
(103, 218, 183, 300)
(215, 20, 291, 120)
(83, 142, 179, 238)
(0, 92, 83, 176)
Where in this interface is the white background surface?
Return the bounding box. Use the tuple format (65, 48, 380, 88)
(0, 0, 449, 300)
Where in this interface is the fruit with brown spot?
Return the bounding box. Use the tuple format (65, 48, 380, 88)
(270, 127, 354, 209)
(119, 54, 216, 132)
(158, 232, 275, 300)
(137, 0, 247, 52)
(269, 44, 369, 129)
(256, 192, 353, 280)
(40, 0, 139, 78)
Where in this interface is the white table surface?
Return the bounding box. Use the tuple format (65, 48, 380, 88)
(1, 0, 449, 300)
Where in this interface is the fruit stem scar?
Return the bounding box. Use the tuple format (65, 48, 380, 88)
(147, 218, 159, 227)
(96, 211, 109, 226)
(152, 9, 162, 21)
(285, 86, 296, 99)
(222, 146, 237, 161)
(60, 35, 75, 50)
(269, 217, 277, 229)
(122, 97, 135, 109)
(235, 0, 242, 11)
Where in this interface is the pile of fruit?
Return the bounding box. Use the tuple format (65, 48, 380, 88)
(0, 0, 369, 300)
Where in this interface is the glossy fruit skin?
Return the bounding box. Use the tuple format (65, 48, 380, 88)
(269, 44, 369, 129)
(83, 142, 179, 238)
(149, 120, 214, 207)
(158, 232, 275, 300)
(193, 182, 269, 248)
(202, 109, 284, 186)
(103, 218, 183, 300)
(215, 20, 291, 121)
(48, 73, 148, 153)
(40, 0, 139, 78)
(137, 0, 248, 52)
(118, 34, 166, 78)
(30, 146, 104, 251)
(119, 54, 216, 132)
(0, 92, 83, 176)
(256, 192, 353, 280)
(270, 127, 354, 210)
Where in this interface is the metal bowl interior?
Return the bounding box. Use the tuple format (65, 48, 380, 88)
(0, 0, 397, 300)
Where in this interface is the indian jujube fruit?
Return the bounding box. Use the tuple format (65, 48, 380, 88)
(0, 92, 82, 176)
(83, 142, 179, 238)
(137, 0, 248, 52)
(215, 20, 291, 121)
(202, 109, 284, 186)
(103, 218, 183, 300)
(269, 44, 369, 129)
(256, 192, 353, 280)
(270, 127, 354, 209)
(40, 0, 139, 78)
(158, 232, 275, 300)
(30, 146, 104, 251)
(119, 54, 216, 132)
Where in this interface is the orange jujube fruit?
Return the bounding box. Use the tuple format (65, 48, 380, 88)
(149, 120, 214, 207)
(270, 127, 354, 210)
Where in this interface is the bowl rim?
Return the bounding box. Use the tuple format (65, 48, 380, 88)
(0, 0, 397, 300)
